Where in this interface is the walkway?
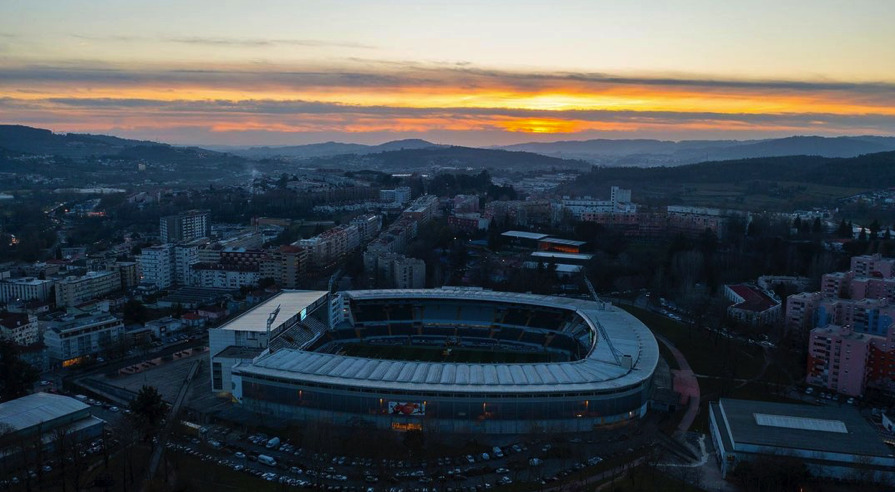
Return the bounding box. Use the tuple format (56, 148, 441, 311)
(654, 333, 700, 433)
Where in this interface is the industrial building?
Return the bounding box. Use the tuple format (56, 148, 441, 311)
(710, 398, 895, 482)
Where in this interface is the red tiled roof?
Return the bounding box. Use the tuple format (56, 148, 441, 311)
(729, 284, 779, 313)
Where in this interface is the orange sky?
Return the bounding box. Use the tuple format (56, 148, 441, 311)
(2, 1, 894, 145)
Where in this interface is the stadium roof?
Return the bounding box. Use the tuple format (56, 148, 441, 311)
(711, 398, 893, 458)
(501, 231, 550, 240)
(0, 393, 88, 433)
(219, 290, 328, 332)
(237, 288, 658, 395)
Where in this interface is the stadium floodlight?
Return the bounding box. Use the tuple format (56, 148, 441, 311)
(583, 276, 624, 366)
(265, 304, 281, 349)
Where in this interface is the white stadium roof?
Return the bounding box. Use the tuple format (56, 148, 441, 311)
(220, 290, 328, 332)
(236, 288, 658, 395)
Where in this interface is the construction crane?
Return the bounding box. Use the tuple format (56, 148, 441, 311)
(583, 275, 624, 366)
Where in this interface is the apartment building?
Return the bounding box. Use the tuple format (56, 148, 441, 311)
(54, 270, 121, 307)
(0, 277, 54, 303)
(44, 314, 124, 367)
(160, 210, 210, 243)
(0, 312, 39, 346)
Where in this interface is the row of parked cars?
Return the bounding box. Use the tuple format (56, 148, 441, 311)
(804, 386, 856, 404)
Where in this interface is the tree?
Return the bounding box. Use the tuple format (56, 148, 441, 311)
(129, 385, 167, 441)
(0, 339, 39, 402)
(836, 219, 851, 238)
(122, 299, 149, 324)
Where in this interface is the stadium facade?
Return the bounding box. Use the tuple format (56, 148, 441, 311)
(211, 288, 659, 434)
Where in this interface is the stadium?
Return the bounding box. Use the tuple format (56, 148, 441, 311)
(219, 288, 659, 435)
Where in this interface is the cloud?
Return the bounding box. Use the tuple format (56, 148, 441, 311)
(166, 36, 376, 50)
(5, 96, 894, 133)
(69, 33, 375, 50)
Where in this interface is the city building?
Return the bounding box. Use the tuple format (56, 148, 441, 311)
(260, 245, 308, 289)
(173, 241, 202, 286)
(379, 186, 411, 205)
(208, 290, 330, 393)
(297, 224, 361, 266)
(0, 312, 39, 346)
(710, 398, 895, 481)
(44, 314, 125, 367)
(139, 244, 174, 289)
(447, 213, 491, 233)
(54, 270, 121, 308)
(538, 238, 586, 254)
(191, 263, 260, 289)
(227, 288, 658, 435)
(113, 261, 139, 291)
(160, 209, 210, 243)
(144, 316, 184, 338)
(0, 277, 54, 304)
(821, 271, 855, 298)
(807, 324, 875, 396)
(350, 214, 383, 242)
(724, 284, 781, 327)
(784, 291, 823, 335)
(0, 393, 105, 466)
(451, 195, 480, 214)
(402, 195, 439, 223)
(561, 186, 635, 220)
(851, 254, 895, 278)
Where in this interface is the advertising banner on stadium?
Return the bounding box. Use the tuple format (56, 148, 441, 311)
(389, 401, 426, 416)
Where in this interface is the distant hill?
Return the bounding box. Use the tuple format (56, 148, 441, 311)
(0, 125, 166, 158)
(223, 138, 441, 159)
(298, 145, 590, 172)
(0, 124, 252, 185)
(564, 150, 895, 194)
(499, 136, 895, 166)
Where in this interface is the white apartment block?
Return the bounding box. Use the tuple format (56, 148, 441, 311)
(139, 244, 174, 288)
(55, 270, 122, 307)
(0, 277, 54, 303)
(0, 312, 39, 346)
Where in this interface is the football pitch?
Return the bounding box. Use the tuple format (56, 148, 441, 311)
(338, 342, 568, 363)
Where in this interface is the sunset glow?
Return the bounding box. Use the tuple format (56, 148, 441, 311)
(2, 1, 894, 145)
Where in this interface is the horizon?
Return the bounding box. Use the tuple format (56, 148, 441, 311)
(2, 1, 894, 145)
(11, 123, 895, 150)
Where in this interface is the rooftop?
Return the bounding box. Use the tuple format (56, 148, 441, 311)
(727, 284, 780, 313)
(217, 290, 328, 333)
(712, 398, 893, 458)
(0, 393, 89, 433)
(236, 288, 659, 394)
(501, 231, 550, 240)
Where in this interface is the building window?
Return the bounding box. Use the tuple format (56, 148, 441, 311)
(212, 362, 223, 390)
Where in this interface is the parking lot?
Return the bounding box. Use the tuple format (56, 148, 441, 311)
(159, 424, 645, 491)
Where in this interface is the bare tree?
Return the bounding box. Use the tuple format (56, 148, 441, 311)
(51, 426, 71, 492)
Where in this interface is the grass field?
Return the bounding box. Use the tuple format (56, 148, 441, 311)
(339, 342, 568, 363)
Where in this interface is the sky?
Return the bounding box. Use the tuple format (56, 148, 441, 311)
(2, 0, 895, 146)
